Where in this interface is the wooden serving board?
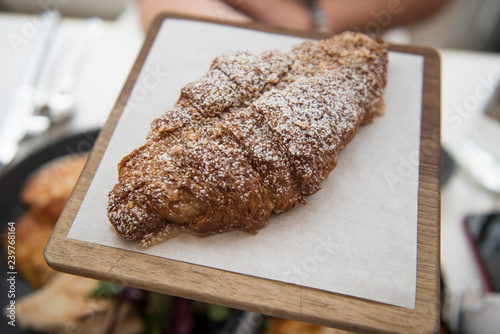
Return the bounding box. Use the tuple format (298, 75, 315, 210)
(45, 13, 441, 334)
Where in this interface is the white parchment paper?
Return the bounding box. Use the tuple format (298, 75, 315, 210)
(68, 19, 424, 309)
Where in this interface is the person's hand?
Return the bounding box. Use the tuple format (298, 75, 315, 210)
(221, 0, 313, 30)
(138, 0, 250, 31)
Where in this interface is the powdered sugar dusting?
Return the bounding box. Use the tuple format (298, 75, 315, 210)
(108, 32, 389, 245)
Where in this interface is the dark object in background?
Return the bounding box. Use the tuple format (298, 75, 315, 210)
(441, 147, 454, 187)
(464, 212, 500, 292)
(488, 9, 500, 52)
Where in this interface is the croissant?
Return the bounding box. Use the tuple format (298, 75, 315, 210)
(107, 32, 389, 246)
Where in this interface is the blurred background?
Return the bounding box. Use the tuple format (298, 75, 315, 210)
(0, 0, 500, 333)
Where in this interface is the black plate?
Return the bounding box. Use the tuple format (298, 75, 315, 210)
(0, 129, 100, 334)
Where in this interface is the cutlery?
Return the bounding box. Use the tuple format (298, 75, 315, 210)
(0, 10, 60, 167)
(43, 17, 104, 122)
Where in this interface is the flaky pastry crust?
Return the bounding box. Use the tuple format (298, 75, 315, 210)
(107, 32, 389, 246)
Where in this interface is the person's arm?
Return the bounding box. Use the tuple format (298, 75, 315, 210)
(318, 0, 452, 33)
(222, 0, 452, 32)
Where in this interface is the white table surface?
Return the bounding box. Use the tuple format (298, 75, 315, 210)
(440, 49, 500, 297)
(1, 10, 500, 328)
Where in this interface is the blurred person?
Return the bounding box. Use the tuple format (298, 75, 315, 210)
(138, 0, 452, 33)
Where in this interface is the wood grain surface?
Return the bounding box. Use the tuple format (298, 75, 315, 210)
(44, 13, 441, 334)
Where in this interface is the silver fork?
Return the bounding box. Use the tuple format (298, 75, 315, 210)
(36, 17, 104, 123)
